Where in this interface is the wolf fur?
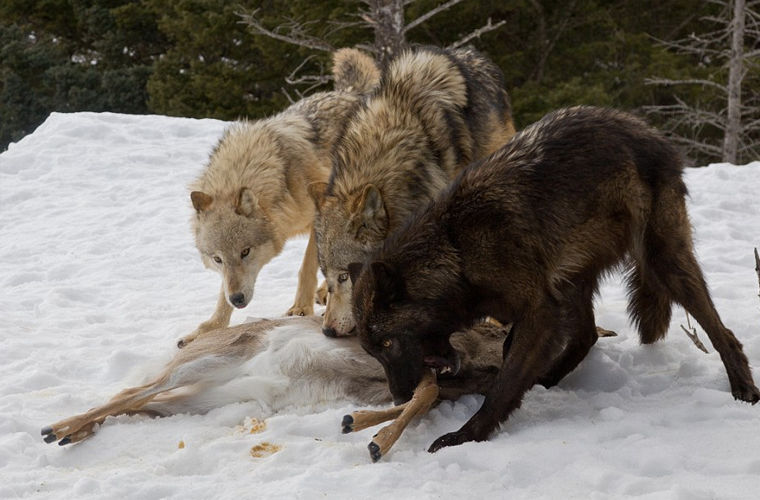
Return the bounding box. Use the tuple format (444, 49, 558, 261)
(310, 46, 516, 337)
(350, 106, 760, 452)
(182, 48, 380, 348)
(41, 316, 508, 446)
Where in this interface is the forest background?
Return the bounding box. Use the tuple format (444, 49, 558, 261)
(1, 0, 758, 164)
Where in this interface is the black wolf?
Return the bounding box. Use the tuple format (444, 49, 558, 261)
(349, 106, 760, 452)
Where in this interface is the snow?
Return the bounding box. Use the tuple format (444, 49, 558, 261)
(2, 111, 760, 499)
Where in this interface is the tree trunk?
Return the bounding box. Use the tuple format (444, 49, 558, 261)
(723, 0, 745, 164)
(365, 0, 407, 68)
(528, 0, 548, 83)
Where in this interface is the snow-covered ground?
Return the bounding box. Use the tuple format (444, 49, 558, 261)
(1, 112, 760, 499)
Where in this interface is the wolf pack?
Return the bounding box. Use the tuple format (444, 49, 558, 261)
(43, 46, 759, 460)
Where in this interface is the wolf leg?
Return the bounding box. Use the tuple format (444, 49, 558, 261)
(536, 279, 598, 388)
(179, 285, 234, 347)
(429, 300, 565, 452)
(644, 194, 759, 403)
(287, 228, 318, 316)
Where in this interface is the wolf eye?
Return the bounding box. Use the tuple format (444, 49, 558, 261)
(382, 339, 392, 349)
(338, 272, 349, 283)
(241, 248, 250, 258)
(213, 256, 223, 264)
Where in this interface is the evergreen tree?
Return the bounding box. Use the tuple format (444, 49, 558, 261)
(1, 0, 744, 159)
(0, 0, 166, 150)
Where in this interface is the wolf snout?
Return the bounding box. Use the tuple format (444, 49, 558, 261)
(322, 326, 338, 337)
(322, 324, 355, 337)
(229, 292, 247, 308)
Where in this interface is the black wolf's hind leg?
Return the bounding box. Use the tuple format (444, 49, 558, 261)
(646, 196, 759, 403)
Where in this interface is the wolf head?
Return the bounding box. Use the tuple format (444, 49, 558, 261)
(191, 188, 284, 310)
(309, 182, 388, 337)
(349, 260, 461, 405)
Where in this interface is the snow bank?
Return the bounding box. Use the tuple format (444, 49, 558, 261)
(1, 112, 759, 499)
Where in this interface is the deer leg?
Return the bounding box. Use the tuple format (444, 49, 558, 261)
(42, 345, 242, 445)
(343, 370, 438, 462)
(41, 380, 172, 445)
(341, 404, 407, 433)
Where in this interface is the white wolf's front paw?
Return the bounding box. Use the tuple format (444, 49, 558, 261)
(177, 320, 223, 348)
(286, 304, 314, 317)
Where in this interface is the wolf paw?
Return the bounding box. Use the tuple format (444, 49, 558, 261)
(315, 281, 328, 306)
(286, 304, 313, 317)
(177, 333, 198, 348)
(428, 430, 474, 453)
(177, 321, 217, 348)
(732, 383, 760, 404)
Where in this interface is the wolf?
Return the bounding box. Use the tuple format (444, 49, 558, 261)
(40, 316, 508, 453)
(309, 45, 516, 338)
(349, 106, 760, 453)
(181, 48, 380, 348)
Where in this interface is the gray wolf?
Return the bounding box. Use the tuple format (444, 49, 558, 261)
(41, 316, 508, 453)
(181, 48, 380, 348)
(349, 106, 760, 452)
(310, 45, 516, 337)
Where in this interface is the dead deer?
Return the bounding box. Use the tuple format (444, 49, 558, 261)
(41, 316, 510, 460)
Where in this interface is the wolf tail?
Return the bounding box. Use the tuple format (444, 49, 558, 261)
(332, 48, 381, 94)
(624, 133, 687, 345)
(381, 47, 468, 115)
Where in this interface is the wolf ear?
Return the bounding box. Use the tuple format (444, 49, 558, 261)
(308, 182, 328, 211)
(370, 261, 404, 304)
(357, 184, 388, 234)
(236, 187, 260, 217)
(348, 262, 364, 285)
(191, 191, 213, 213)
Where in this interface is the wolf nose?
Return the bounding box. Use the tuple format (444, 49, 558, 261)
(322, 326, 338, 338)
(230, 293, 247, 308)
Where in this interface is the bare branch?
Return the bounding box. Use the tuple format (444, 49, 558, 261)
(742, 117, 760, 130)
(666, 13, 699, 39)
(644, 94, 728, 127)
(755, 248, 760, 303)
(237, 9, 335, 52)
(404, 0, 466, 33)
(746, 6, 760, 22)
(644, 77, 728, 93)
(283, 55, 332, 94)
(448, 18, 507, 49)
(738, 142, 760, 153)
(649, 33, 730, 59)
(280, 87, 297, 105)
(681, 314, 710, 354)
(355, 43, 378, 54)
(669, 136, 724, 155)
